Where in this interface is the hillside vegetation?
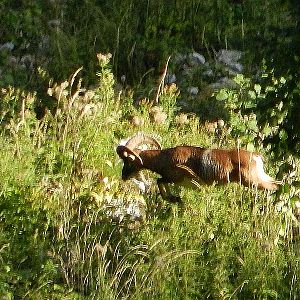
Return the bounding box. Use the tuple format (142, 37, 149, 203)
(0, 1, 300, 299)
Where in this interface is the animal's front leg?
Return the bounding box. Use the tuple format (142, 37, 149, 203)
(157, 178, 182, 203)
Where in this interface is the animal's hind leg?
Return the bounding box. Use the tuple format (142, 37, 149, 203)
(157, 178, 182, 203)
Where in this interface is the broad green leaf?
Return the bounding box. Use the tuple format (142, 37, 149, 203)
(266, 86, 276, 92)
(234, 74, 244, 85)
(246, 143, 255, 152)
(262, 125, 272, 136)
(216, 89, 228, 101)
(254, 84, 261, 95)
(248, 90, 256, 99)
(279, 77, 286, 84)
(279, 129, 288, 140)
(248, 119, 258, 131)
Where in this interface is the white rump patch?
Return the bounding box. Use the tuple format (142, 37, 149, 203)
(253, 155, 274, 183)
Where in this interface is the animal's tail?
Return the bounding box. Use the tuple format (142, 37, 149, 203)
(253, 155, 282, 190)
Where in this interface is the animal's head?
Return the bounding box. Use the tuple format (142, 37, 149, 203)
(116, 146, 143, 180)
(116, 133, 161, 180)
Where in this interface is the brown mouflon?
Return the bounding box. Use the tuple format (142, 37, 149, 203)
(117, 133, 281, 203)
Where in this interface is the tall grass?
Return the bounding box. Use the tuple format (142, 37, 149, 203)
(0, 54, 299, 299)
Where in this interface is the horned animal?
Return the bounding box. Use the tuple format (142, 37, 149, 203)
(117, 133, 280, 203)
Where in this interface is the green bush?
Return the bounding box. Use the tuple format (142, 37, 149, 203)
(0, 54, 299, 299)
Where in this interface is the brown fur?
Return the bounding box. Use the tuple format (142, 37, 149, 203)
(117, 144, 280, 203)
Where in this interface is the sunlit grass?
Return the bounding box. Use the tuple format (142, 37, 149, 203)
(0, 55, 299, 299)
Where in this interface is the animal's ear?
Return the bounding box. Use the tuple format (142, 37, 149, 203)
(116, 146, 143, 165)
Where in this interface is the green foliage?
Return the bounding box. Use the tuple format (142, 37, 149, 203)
(213, 65, 300, 158)
(0, 0, 297, 87)
(256, 63, 300, 158)
(0, 55, 299, 299)
(0, 0, 299, 298)
(214, 74, 261, 150)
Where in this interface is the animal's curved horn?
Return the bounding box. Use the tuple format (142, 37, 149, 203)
(125, 132, 161, 150)
(116, 145, 143, 165)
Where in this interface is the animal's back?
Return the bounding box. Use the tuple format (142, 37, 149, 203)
(163, 146, 232, 184)
(148, 146, 278, 189)
(187, 148, 232, 184)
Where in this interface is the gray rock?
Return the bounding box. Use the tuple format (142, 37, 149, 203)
(105, 196, 146, 221)
(0, 42, 15, 51)
(39, 35, 50, 53)
(203, 69, 214, 77)
(48, 19, 61, 28)
(209, 77, 238, 90)
(7, 56, 18, 65)
(174, 53, 187, 64)
(217, 50, 243, 75)
(165, 73, 176, 84)
(187, 86, 199, 95)
(181, 64, 193, 78)
(224, 63, 243, 74)
(188, 52, 206, 65)
(217, 49, 242, 64)
(20, 54, 35, 69)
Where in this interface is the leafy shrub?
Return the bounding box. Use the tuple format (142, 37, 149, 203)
(0, 54, 299, 299)
(213, 65, 300, 159)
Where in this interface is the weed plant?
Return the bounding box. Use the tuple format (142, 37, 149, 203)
(0, 54, 299, 299)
